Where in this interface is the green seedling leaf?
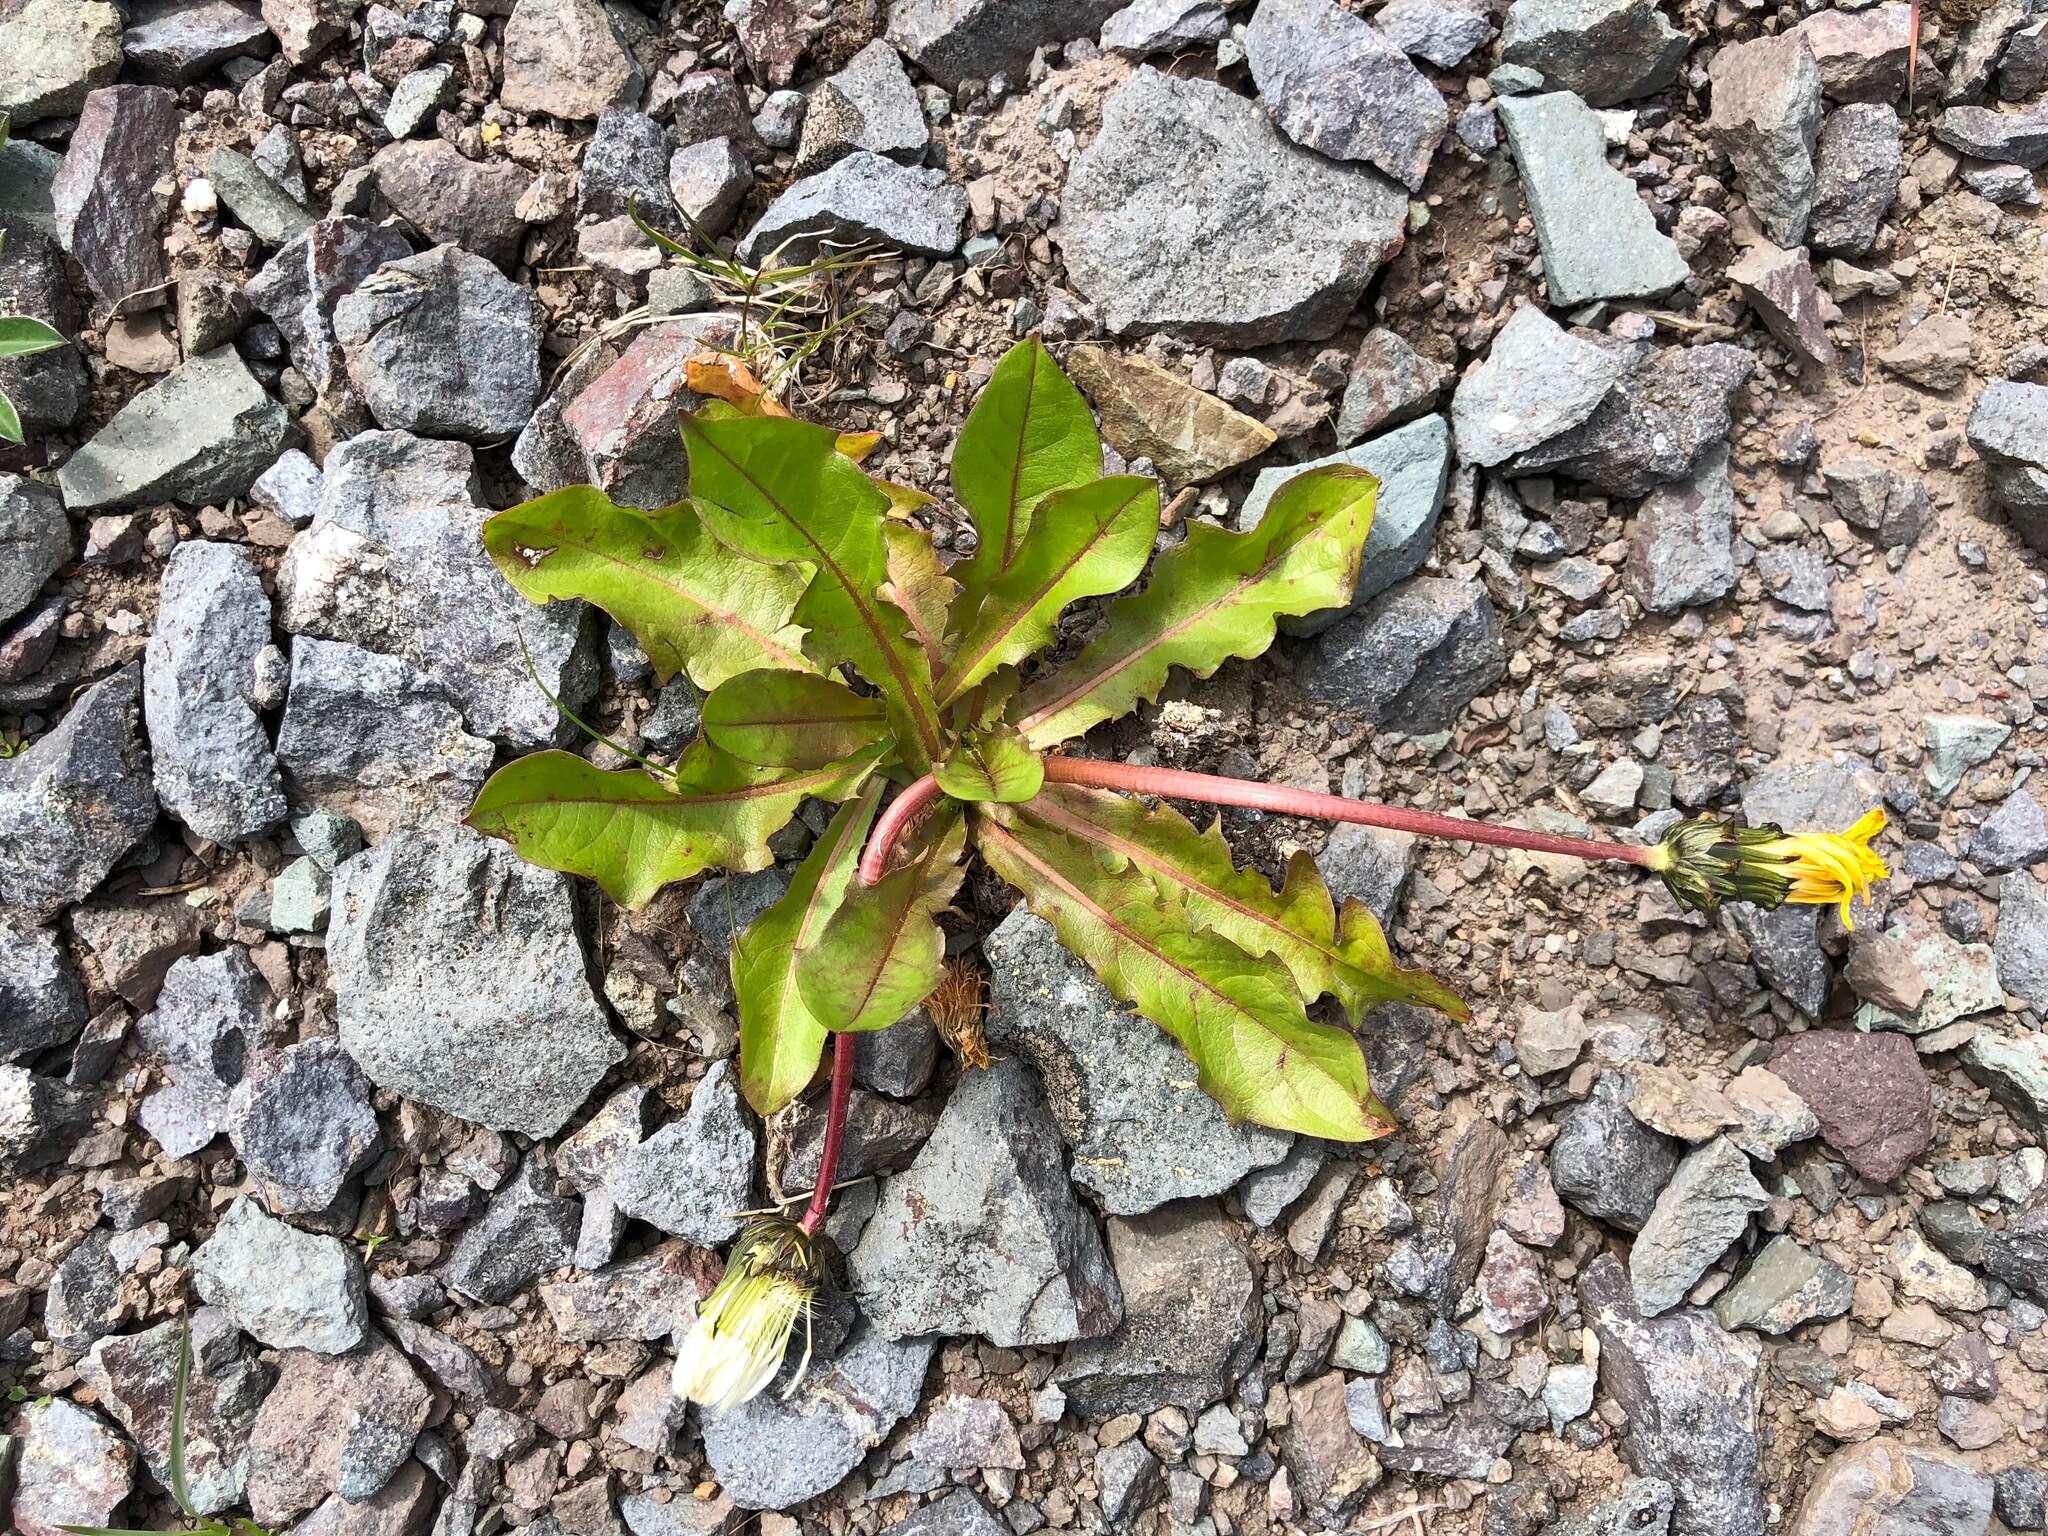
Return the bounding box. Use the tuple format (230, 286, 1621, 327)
(0, 388, 21, 446)
(468, 739, 883, 908)
(702, 668, 889, 769)
(735, 782, 884, 1115)
(977, 810, 1396, 1141)
(0, 315, 65, 359)
(1010, 465, 1378, 750)
(1023, 784, 1465, 1024)
(682, 410, 943, 768)
(950, 338, 1103, 616)
(935, 474, 1159, 705)
(169, 1319, 195, 1519)
(483, 489, 811, 689)
(933, 727, 1045, 805)
(797, 807, 966, 1033)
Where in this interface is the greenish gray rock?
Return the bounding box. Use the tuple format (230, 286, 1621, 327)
(207, 147, 314, 246)
(1055, 67, 1406, 344)
(1298, 576, 1506, 731)
(56, 348, 293, 512)
(1967, 381, 2048, 534)
(1499, 91, 1689, 306)
(1923, 713, 2010, 801)
(0, 473, 67, 625)
(1241, 415, 1453, 633)
(1450, 305, 1625, 466)
(1962, 1028, 2048, 1143)
(794, 38, 927, 175)
(191, 1197, 368, 1354)
(608, 1060, 758, 1246)
(0, 0, 122, 125)
(1712, 1235, 1853, 1334)
(1497, 0, 1686, 105)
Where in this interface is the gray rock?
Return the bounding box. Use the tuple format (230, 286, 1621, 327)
(880, 1492, 1008, 1536)
(0, 475, 66, 629)
(4, 1396, 136, 1536)
(1097, 1439, 1164, 1524)
(1335, 327, 1446, 446)
(0, 224, 85, 434)
(1244, 0, 1448, 191)
(282, 430, 595, 748)
(1, 1063, 94, 1172)
(1711, 1235, 1853, 1334)
(669, 68, 758, 149)
(0, 664, 158, 920)
(1962, 161, 2041, 204)
(1241, 415, 1453, 632)
(1628, 446, 1737, 612)
(1101, 0, 1230, 55)
(855, 1011, 939, 1097)
(120, 0, 270, 84)
(228, 1040, 383, 1218)
(1550, 1078, 1680, 1232)
(910, 1395, 1024, 1471)
(609, 1061, 757, 1245)
(849, 1057, 1122, 1346)
(45, 1228, 128, 1350)
(1730, 902, 1830, 1018)
(56, 348, 293, 512)
(208, 147, 314, 247)
(537, 1240, 699, 1341)
(1810, 103, 1901, 256)
(80, 1311, 272, 1517)
(1497, 0, 1685, 105)
(1962, 1027, 2048, 1142)
(384, 64, 452, 138)
(1708, 35, 1825, 247)
(371, 139, 530, 267)
(136, 946, 268, 1158)
(1055, 1201, 1260, 1416)
(1373, 0, 1492, 68)
(329, 825, 625, 1138)
(667, 135, 753, 236)
(776, 1087, 937, 1189)
(1452, 306, 1626, 466)
(884, 0, 1120, 87)
(444, 1155, 580, 1303)
(1056, 67, 1406, 344)
(192, 1197, 369, 1354)
(499, 0, 643, 120)
(245, 217, 418, 399)
(275, 638, 494, 838)
(1728, 241, 1838, 370)
(0, 0, 122, 124)
(143, 541, 286, 845)
(334, 244, 542, 442)
(1298, 576, 1505, 731)
(1581, 1255, 1766, 1536)
(1935, 103, 2048, 168)
(1821, 457, 1929, 548)
(1996, 1465, 2047, 1531)
(1497, 91, 1690, 307)
(796, 38, 927, 175)
(577, 110, 675, 227)
(51, 83, 176, 312)
(739, 150, 966, 262)
(1968, 788, 2048, 872)
(1555, 1480, 1678, 1536)
(1967, 381, 2048, 536)
(1630, 1136, 1769, 1316)
(699, 1319, 934, 1508)
(1504, 340, 1756, 497)
(0, 911, 85, 1063)
(1788, 3, 1911, 103)
(243, 1335, 433, 1526)
(1785, 1439, 1992, 1536)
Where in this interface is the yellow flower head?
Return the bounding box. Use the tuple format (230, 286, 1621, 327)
(1649, 809, 1889, 927)
(672, 1217, 823, 1414)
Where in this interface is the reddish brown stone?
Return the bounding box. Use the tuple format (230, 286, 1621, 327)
(1768, 1029, 1932, 1183)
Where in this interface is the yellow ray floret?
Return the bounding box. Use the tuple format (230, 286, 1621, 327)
(1748, 809, 1890, 926)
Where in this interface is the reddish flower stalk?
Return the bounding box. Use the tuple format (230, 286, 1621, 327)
(805, 754, 1652, 1229)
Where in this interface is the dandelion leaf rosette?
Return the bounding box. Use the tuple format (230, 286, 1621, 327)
(467, 338, 1461, 1142)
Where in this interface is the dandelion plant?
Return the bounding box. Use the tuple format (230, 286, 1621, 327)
(468, 338, 1888, 1410)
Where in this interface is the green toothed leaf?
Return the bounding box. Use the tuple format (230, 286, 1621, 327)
(701, 668, 890, 769)
(879, 521, 959, 669)
(936, 474, 1159, 704)
(1010, 465, 1378, 749)
(734, 782, 884, 1115)
(682, 410, 943, 769)
(467, 740, 884, 908)
(482, 488, 811, 689)
(950, 338, 1103, 617)
(1022, 783, 1465, 1024)
(933, 727, 1045, 805)
(976, 809, 1396, 1142)
(797, 807, 967, 1033)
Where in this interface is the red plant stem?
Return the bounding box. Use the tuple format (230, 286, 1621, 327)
(1040, 756, 1657, 866)
(808, 755, 1652, 1230)
(799, 1032, 858, 1234)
